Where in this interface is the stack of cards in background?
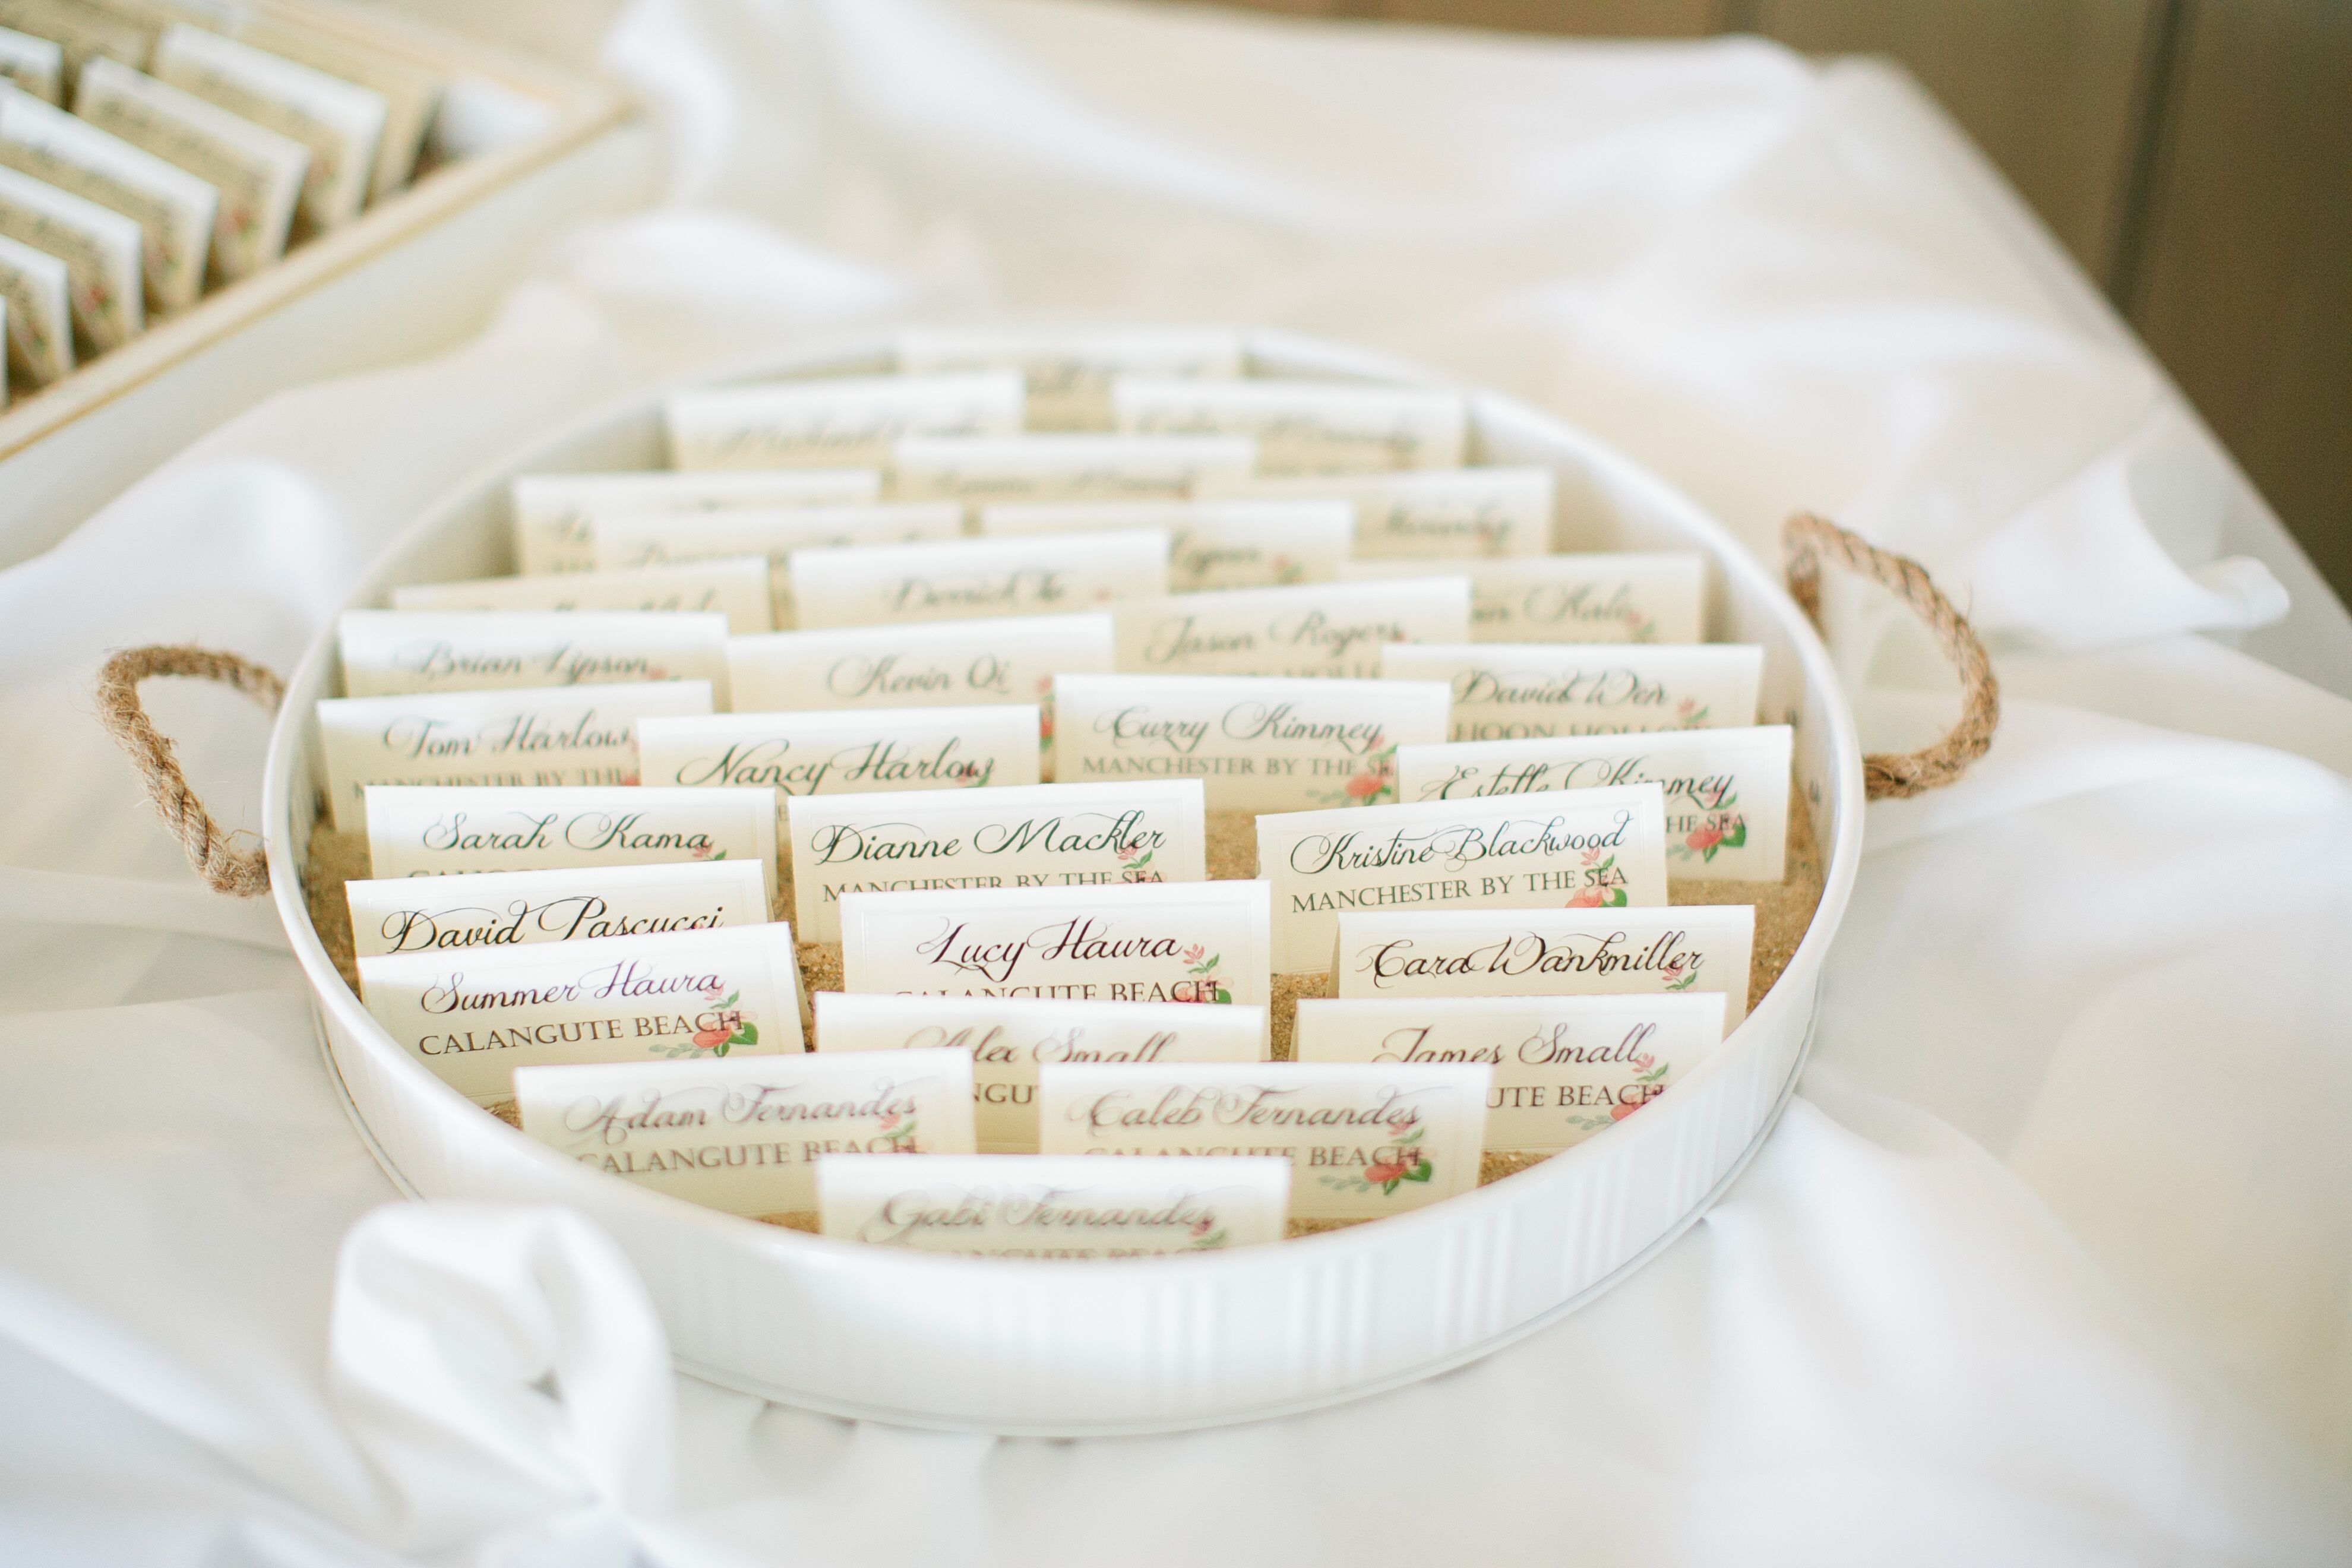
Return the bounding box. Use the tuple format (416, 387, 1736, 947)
(323, 326, 1795, 1254)
(0, 7, 444, 406)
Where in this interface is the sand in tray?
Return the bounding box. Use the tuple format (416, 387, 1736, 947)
(305, 789, 1827, 1232)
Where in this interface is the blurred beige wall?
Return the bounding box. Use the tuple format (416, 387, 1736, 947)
(1159, 0, 2352, 606)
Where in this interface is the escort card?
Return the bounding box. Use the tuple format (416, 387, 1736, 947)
(814, 992, 1266, 1150)
(1398, 725, 1793, 883)
(338, 610, 732, 700)
(1036, 1061, 1490, 1221)
(1052, 672, 1451, 812)
(895, 324, 1244, 430)
(75, 57, 308, 281)
(0, 161, 139, 348)
(516, 1049, 974, 1213)
(789, 780, 1207, 943)
(392, 558, 775, 635)
(1342, 552, 1706, 643)
(363, 785, 780, 901)
(839, 881, 1272, 1011)
(1111, 577, 1471, 679)
(1294, 992, 1728, 1152)
(358, 924, 807, 1105)
(0, 0, 145, 80)
(0, 229, 70, 385)
(819, 1152, 1288, 1254)
(234, 13, 439, 198)
(1255, 783, 1669, 973)
(789, 530, 1168, 630)
(513, 467, 883, 574)
(667, 372, 1024, 470)
(317, 681, 714, 829)
(1111, 377, 1468, 473)
(887, 434, 1256, 507)
(152, 23, 385, 232)
(1333, 905, 1756, 1028)
(593, 502, 964, 627)
(1202, 467, 1553, 558)
(1382, 642, 1763, 741)
(638, 705, 1039, 799)
(0, 88, 216, 311)
(0, 27, 64, 104)
(979, 498, 1354, 592)
(347, 858, 772, 959)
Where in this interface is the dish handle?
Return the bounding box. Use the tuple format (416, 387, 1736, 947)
(95, 645, 284, 897)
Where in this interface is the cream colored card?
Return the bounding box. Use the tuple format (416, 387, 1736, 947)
(980, 498, 1354, 592)
(728, 612, 1113, 777)
(153, 23, 384, 232)
(789, 530, 1169, 630)
(839, 880, 1272, 1012)
(668, 372, 1025, 470)
(819, 1152, 1288, 1254)
(1333, 905, 1756, 1027)
(1294, 992, 1727, 1152)
(513, 467, 884, 575)
(75, 56, 306, 281)
(1342, 552, 1706, 644)
(1202, 467, 1553, 558)
(231, 14, 440, 198)
(0, 26, 64, 103)
(337, 609, 732, 701)
(0, 88, 214, 312)
(789, 780, 1207, 943)
(0, 227, 69, 384)
(887, 434, 1256, 507)
(0, 0, 144, 83)
(1111, 376, 1468, 473)
(894, 324, 1244, 431)
(1036, 1060, 1490, 1221)
(517, 1049, 975, 1214)
(391, 558, 775, 636)
(594, 502, 964, 627)
(1256, 783, 1669, 973)
(814, 992, 1267, 1152)
(363, 784, 780, 902)
(1382, 641, 1763, 742)
(358, 923, 807, 1106)
(1398, 725, 1793, 883)
(315, 681, 712, 830)
(638, 704, 1040, 800)
(0, 160, 139, 347)
(1112, 577, 1471, 680)
(1052, 672, 1451, 813)
(346, 858, 772, 959)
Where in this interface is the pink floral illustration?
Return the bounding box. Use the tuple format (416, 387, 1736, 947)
(1116, 837, 1162, 883)
(1621, 608, 1657, 642)
(1566, 850, 1629, 908)
(656, 984, 757, 1058)
(1674, 696, 1710, 729)
(692, 842, 726, 860)
(1316, 1123, 1432, 1197)
(1313, 736, 1398, 807)
(1660, 957, 1699, 992)
(875, 1109, 919, 1150)
(1182, 944, 1205, 965)
(1565, 886, 1608, 908)
(1178, 945, 1232, 1004)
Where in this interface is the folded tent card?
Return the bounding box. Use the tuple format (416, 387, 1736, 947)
(1295, 992, 1728, 1153)
(814, 992, 1267, 1152)
(1051, 672, 1451, 812)
(1255, 782, 1670, 974)
(516, 1048, 977, 1215)
(886, 433, 1256, 507)
(1397, 725, 1794, 883)
(0, 26, 64, 104)
(893, 324, 1245, 431)
(315, 681, 714, 829)
(818, 1152, 1291, 1256)
(0, 159, 140, 348)
(595, 502, 964, 627)
(1036, 1060, 1491, 1221)
(391, 557, 776, 634)
(1342, 553, 1706, 644)
(1111, 376, 1468, 473)
(511, 467, 885, 574)
(336, 610, 734, 700)
(1383, 641, 1764, 741)
(666, 371, 1025, 470)
(345, 858, 772, 959)
(979, 498, 1355, 592)
(0, 86, 216, 312)
(786, 779, 1209, 943)
(362, 783, 780, 902)
(1110, 575, 1472, 679)
(1199, 467, 1555, 558)
(637, 704, 1041, 796)
(788, 529, 1170, 629)
(0, 227, 70, 385)
(150, 23, 386, 233)
(358, 922, 807, 1106)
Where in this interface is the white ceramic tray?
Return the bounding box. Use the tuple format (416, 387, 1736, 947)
(260, 328, 1868, 1434)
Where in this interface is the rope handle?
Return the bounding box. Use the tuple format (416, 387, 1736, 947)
(1784, 512, 1999, 799)
(95, 645, 284, 898)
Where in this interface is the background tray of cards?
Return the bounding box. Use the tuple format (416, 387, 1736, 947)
(260, 327, 1867, 1434)
(0, 0, 643, 566)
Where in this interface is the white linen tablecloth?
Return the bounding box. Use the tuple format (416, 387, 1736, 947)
(2, 2, 2348, 1561)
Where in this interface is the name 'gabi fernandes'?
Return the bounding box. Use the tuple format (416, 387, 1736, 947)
(1354, 930, 1709, 988)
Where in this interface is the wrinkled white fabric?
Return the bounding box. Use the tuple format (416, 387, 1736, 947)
(2, 1, 2349, 1562)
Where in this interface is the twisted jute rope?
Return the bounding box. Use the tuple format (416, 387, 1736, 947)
(1784, 511, 2000, 800)
(95, 645, 285, 897)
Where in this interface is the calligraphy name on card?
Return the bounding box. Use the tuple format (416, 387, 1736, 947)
(1202, 467, 1553, 558)
(887, 434, 1256, 507)
(1111, 576, 1471, 680)
(512, 467, 883, 574)
(818, 1152, 1289, 1254)
(337, 611, 732, 700)
(1382, 641, 1762, 741)
(1111, 377, 1468, 473)
(1342, 552, 1705, 644)
(637, 704, 1040, 799)
(362, 784, 781, 900)
(666, 372, 1024, 470)
(392, 558, 776, 636)
(894, 324, 1244, 430)
(980, 498, 1354, 592)
(345, 858, 772, 959)
(789, 530, 1169, 629)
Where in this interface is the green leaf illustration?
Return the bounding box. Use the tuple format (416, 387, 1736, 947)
(1402, 1160, 1433, 1183)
